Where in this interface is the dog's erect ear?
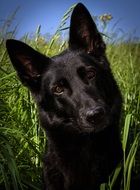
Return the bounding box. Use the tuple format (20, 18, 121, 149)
(6, 39, 50, 92)
(69, 3, 106, 56)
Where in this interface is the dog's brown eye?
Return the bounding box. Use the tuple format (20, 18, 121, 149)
(87, 69, 96, 79)
(52, 85, 64, 95)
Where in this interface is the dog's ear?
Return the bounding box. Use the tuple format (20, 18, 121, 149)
(6, 39, 50, 92)
(69, 3, 106, 56)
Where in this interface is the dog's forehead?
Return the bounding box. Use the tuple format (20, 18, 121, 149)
(52, 51, 83, 68)
(43, 51, 100, 83)
(43, 52, 86, 82)
(50, 50, 96, 71)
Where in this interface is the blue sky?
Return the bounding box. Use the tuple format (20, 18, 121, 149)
(0, 0, 140, 39)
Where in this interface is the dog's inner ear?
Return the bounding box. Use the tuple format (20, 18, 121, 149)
(6, 40, 50, 91)
(69, 3, 106, 55)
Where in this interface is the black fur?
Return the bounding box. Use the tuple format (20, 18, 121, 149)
(6, 3, 123, 190)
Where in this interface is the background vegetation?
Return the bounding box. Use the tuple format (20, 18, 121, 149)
(0, 5, 140, 190)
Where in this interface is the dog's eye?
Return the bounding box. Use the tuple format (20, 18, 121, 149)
(87, 69, 96, 80)
(52, 85, 64, 95)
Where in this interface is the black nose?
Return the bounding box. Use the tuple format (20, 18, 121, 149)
(86, 107, 105, 124)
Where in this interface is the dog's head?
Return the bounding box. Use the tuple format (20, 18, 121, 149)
(6, 3, 122, 134)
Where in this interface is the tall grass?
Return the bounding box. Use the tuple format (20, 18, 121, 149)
(105, 39, 140, 190)
(0, 5, 140, 190)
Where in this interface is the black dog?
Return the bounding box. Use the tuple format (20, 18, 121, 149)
(6, 3, 123, 190)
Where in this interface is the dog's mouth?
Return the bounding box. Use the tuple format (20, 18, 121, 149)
(80, 116, 109, 133)
(82, 121, 108, 133)
(62, 114, 109, 134)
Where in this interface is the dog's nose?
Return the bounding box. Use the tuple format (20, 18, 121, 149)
(86, 107, 105, 124)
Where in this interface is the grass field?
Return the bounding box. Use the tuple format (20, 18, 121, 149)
(0, 7, 140, 190)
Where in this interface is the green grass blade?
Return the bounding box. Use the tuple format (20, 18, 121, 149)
(109, 163, 122, 189)
(122, 114, 132, 151)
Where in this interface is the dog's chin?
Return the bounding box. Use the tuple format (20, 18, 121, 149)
(80, 123, 108, 134)
(62, 118, 109, 134)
